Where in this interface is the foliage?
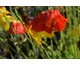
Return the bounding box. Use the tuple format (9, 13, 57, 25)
(0, 6, 80, 59)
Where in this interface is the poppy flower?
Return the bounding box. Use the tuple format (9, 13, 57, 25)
(9, 21, 29, 34)
(31, 9, 68, 34)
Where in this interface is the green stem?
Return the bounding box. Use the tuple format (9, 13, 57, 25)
(35, 6, 37, 17)
(41, 46, 51, 59)
(24, 34, 35, 56)
(15, 45, 28, 59)
(8, 46, 14, 59)
(0, 55, 2, 59)
(48, 6, 49, 10)
(9, 6, 18, 21)
(77, 6, 80, 58)
(50, 38, 55, 58)
(38, 33, 50, 59)
(7, 43, 22, 58)
(73, 6, 77, 59)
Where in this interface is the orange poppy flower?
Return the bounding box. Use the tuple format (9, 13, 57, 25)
(31, 9, 68, 34)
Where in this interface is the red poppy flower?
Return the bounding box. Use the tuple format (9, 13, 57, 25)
(9, 21, 29, 34)
(31, 9, 68, 34)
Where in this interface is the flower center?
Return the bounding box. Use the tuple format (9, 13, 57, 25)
(45, 18, 56, 27)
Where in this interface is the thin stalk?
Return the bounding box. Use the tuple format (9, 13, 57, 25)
(10, 34, 13, 39)
(68, 6, 72, 58)
(38, 33, 50, 59)
(78, 6, 79, 24)
(38, 46, 45, 59)
(68, 6, 72, 36)
(0, 38, 5, 42)
(48, 6, 49, 10)
(15, 45, 28, 59)
(8, 39, 28, 59)
(35, 6, 37, 17)
(36, 44, 39, 58)
(24, 34, 35, 56)
(9, 6, 18, 21)
(7, 44, 23, 58)
(0, 55, 2, 59)
(2, 6, 18, 21)
(73, 6, 78, 59)
(62, 6, 65, 17)
(8, 46, 14, 59)
(41, 40, 48, 47)
(41, 46, 51, 59)
(77, 6, 80, 58)
(50, 38, 55, 58)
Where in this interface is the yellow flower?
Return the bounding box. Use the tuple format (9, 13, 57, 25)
(0, 6, 9, 16)
(29, 26, 55, 45)
(72, 25, 80, 36)
(0, 6, 16, 31)
(0, 15, 16, 31)
(2, 22, 9, 31)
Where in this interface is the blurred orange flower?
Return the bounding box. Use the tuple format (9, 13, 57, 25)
(57, 6, 62, 9)
(31, 9, 68, 34)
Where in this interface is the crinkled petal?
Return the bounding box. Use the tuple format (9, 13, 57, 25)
(29, 26, 55, 45)
(40, 31, 55, 38)
(31, 9, 68, 33)
(29, 29, 41, 45)
(9, 21, 28, 34)
(2, 22, 9, 31)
